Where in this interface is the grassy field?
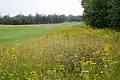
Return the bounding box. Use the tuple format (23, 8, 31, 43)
(0, 23, 120, 80)
(0, 23, 80, 44)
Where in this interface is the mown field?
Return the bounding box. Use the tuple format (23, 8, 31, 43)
(0, 23, 120, 80)
(0, 23, 79, 44)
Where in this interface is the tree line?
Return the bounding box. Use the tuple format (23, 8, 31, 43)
(82, 0, 120, 29)
(0, 13, 82, 25)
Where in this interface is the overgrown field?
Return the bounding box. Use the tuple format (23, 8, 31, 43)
(0, 24, 120, 80)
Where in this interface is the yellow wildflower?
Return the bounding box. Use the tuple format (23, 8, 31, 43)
(53, 68, 57, 73)
(104, 44, 110, 53)
(11, 48, 15, 51)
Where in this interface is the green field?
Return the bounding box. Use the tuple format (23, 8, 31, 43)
(0, 23, 120, 80)
(0, 27, 53, 44)
(0, 23, 80, 44)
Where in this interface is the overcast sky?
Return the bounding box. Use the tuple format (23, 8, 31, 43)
(0, 0, 84, 16)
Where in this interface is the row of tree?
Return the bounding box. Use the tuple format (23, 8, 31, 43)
(82, 0, 120, 29)
(0, 13, 82, 25)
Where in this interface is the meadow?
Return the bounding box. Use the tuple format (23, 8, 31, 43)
(0, 23, 120, 80)
(0, 23, 80, 44)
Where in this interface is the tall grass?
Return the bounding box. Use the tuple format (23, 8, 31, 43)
(0, 24, 120, 80)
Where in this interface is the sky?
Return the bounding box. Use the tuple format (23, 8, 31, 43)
(0, 0, 84, 16)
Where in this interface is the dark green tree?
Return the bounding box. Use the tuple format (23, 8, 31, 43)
(0, 13, 82, 25)
(82, 0, 109, 28)
(82, 0, 120, 29)
(1, 15, 12, 24)
(108, 0, 120, 29)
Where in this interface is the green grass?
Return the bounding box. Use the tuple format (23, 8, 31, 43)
(0, 27, 56, 44)
(0, 24, 120, 80)
(0, 23, 81, 44)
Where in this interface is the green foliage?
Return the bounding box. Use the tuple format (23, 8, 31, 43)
(108, 0, 120, 29)
(0, 14, 82, 25)
(82, 0, 120, 29)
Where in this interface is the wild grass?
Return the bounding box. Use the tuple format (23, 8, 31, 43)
(0, 24, 120, 80)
